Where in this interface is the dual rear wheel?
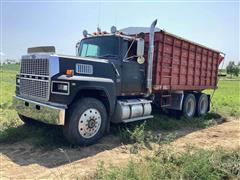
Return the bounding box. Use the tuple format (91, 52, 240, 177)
(182, 93, 209, 118)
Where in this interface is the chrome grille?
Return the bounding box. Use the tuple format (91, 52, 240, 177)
(20, 78, 49, 100)
(20, 58, 49, 76)
(19, 58, 50, 100)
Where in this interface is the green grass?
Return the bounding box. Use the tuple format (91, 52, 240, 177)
(0, 64, 19, 109)
(205, 80, 240, 117)
(0, 64, 20, 131)
(94, 148, 240, 180)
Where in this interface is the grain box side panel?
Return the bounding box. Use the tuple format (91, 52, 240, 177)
(144, 31, 223, 92)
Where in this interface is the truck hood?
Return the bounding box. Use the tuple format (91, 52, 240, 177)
(57, 54, 110, 64)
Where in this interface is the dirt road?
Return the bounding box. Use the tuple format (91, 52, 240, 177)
(172, 119, 240, 150)
(0, 119, 239, 179)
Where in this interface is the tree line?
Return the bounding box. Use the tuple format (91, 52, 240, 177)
(226, 61, 240, 77)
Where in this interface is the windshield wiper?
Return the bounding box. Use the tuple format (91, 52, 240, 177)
(98, 54, 118, 59)
(84, 55, 99, 58)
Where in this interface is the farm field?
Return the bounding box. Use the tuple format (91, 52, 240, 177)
(0, 64, 239, 179)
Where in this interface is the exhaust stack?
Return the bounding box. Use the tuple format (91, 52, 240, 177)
(146, 19, 157, 96)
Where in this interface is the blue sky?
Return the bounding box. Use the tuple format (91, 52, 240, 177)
(1, 0, 239, 67)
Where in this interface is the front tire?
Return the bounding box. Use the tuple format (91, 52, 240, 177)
(63, 98, 107, 146)
(182, 94, 196, 118)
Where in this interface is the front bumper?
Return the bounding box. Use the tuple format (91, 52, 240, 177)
(13, 96, 66, 125)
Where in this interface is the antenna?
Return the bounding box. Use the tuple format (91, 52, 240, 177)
(97, 0, 102, 28)
(114, 4, 118, 27)
(97, 27, 101, 33)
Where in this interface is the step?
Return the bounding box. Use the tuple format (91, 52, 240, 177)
(161, 95, 171, 98)
(161, 104, 171, 107)
(121, 100, 152, 106)
(122, 115, 154, 123)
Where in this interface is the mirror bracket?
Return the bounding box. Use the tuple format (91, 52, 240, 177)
(137, 38, 145, 57)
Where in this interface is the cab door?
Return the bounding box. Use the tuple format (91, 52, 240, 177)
(121, 39, 145, 95)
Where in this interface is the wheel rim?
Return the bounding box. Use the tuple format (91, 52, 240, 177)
(200, 97, 208, 114)
(78, 108, 102, 138)
(186, 98, 195, 117)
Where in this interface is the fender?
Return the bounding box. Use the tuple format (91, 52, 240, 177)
(75, 86, 116, 116)
(53, 75, 116, 115)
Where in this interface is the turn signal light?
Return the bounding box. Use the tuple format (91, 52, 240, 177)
(66, 69, 74, 76)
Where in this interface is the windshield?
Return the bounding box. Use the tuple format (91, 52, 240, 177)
(78, 36, 119, 59)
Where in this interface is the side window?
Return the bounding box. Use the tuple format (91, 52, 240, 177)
(80, 44, 87, 56)
(127, 40, 137, 58)
(123, 40, 137, 59)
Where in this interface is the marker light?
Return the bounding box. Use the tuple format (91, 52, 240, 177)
(111, 26, 117, 33)
(16, 78, 20, 84)
(66, 69, 74, 76)
(83, 30, 88, 37)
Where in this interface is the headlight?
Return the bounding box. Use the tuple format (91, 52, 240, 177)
(58, 84, 68, 91)
(51, 81, 69, 95)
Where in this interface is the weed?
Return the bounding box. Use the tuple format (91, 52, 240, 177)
(119, 121, 146, 144)
(94, 148, 240, 180)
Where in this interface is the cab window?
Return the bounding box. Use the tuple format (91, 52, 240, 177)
(123, 40, 137, 59)
(79, 36, 120, 59)
(80, 44, 99, 57)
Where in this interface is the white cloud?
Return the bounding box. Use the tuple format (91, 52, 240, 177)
(0, 52, 6, 56)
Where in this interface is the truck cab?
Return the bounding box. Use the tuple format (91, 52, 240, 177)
(77, 34, 146, 95)
(13, 23, 155, 146)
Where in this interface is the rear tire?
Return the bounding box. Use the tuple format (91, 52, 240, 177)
(182, 94, 196, 118)
(196, 93, 209, 116)
(63, 98, 107, 146)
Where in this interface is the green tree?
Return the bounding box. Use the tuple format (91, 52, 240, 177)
(226, 61, 239, 78)
(233, 65, 240, 77)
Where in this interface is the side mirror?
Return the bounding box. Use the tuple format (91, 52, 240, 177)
(137, 39, 145, 57)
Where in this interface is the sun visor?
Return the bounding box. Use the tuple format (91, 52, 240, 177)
(27, 46, 55, 54)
